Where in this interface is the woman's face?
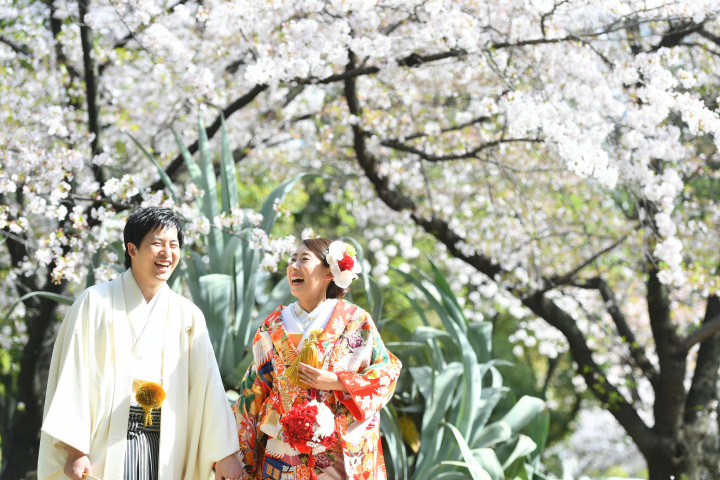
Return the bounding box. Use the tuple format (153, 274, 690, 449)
(287, 244, 332, 304)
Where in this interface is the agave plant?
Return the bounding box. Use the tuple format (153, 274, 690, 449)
(139, 114, 304, 385)
(365, 261, 550, 480)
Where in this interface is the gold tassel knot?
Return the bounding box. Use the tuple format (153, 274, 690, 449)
(286, 329, 323, 388)
(135, 381, 166, 426)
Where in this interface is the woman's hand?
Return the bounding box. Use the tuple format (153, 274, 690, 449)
(298, 363, 348, 392)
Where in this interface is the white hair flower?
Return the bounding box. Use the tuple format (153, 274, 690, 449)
(326, 241, 361, 289)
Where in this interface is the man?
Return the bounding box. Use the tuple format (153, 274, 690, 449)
(38, 207, 245, 480)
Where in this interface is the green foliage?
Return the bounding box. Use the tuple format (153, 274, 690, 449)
(491, 312, 582, 446)
(135, 114, 551, 475)
(366, 261, 550, 480)
(144, 114, 302, 386)
(14, 117, 554, 477)
(2, 291, 74, 327)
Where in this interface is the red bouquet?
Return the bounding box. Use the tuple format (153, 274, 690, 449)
(280, 399, 336, 454)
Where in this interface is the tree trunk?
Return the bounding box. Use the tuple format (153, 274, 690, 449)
(647, 454, 683, 480)
(2, 299, 59, 480)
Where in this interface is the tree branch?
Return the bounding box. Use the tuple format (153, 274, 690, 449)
(522, 291, 655, 456)
(0, 35, 31, 56)
(315, 49, 468, 84)
(97, 0, 194, 76)
(547, 235, 628, 289)
(380, 137, 540, 162)
(679, 41, 720, 58)
(684, 295, 720, 425)
(78, 0, 103, 167)
(540, 0, 572, 37)
(646, 264, 686, 442)
(343, 49, 503, 279)
(492, 35, 585, 50)
(48, 0, 83, 105)
(148, 84, 268, 191)
(343, 42, 659, 459)
(581, 276, 659, 380)
(697, 27, 720, 47)
(403, 115, 493, 141)
(680, 312, 720, 352)
(651, 21, 705, 51)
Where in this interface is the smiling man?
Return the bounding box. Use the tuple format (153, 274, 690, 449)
(38, 207, 244, 480)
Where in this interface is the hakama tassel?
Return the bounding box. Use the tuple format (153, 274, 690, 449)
(135, 381, 166, 426)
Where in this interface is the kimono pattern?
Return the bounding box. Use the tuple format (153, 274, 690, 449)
(233, 300, 401, 480)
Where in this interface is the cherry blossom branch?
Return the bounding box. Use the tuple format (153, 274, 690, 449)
(48, 1, 82, 103)
(578, 276, 659, 380)
(522, 291, 654, 444)
(0, 225, 30, 247)
(151, 16, 700, 193)
(0, 35, 30, 56)
(651, 21, 706, 51)
(79, 0, 103, 161)
(680, 42, 720, 58)
(539, 0, 572, 37)
(402, 115, 493, 141)
(343, 46, 656, 456)
(379, 137, 541, 162)
(149, 84, 268, 191)
(547, 235, 629, 289)
(495, 16, 705, 55)
(492, 35, 585, 49)
(316, 49, 467, 84)
(97, 0, 194, 76)
(697, 27, 720, 46)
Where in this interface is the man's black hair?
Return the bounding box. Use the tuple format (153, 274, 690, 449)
(123, 207, 184, 269)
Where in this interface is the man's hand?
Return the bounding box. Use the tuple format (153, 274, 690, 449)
(64, 445, 92, 480)
(298, 363, 349, 392)
(214, 452, 248, 480)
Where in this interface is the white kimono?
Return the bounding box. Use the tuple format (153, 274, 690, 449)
(38, 269, 239, 480)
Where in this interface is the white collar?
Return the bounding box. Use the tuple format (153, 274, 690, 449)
(282, 299, 338, 349)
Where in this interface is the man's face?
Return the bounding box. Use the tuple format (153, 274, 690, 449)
(127, 227, 181, 290)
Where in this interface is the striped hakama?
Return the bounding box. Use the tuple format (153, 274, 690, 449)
(124, 404, 161, 480)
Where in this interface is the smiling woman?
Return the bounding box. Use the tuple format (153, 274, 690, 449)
(232, 237, 402, 480)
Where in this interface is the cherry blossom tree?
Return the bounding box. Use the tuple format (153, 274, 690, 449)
(1, 0, 720, 478)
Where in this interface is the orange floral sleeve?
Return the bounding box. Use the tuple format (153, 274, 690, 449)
(335, 318, 402, 421)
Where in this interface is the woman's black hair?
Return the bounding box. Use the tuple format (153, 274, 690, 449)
(301, 237, 348, 299)
(123, 207, 184, 269)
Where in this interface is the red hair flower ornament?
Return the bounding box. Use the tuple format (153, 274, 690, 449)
(326, 241, 361, 289)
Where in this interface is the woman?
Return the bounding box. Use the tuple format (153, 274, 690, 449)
(232, 238, 401, 480)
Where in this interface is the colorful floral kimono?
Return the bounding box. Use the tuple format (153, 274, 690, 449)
(233, 300, 401, 480)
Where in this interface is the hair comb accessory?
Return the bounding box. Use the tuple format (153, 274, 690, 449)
(326, 241, 361, 289)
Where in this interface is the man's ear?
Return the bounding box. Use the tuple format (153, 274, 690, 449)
(127, 242, 138, 259)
